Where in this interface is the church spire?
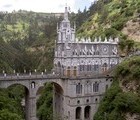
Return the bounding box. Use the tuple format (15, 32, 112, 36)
(64, 5, 68, 20)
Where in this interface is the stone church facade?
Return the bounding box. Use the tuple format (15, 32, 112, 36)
(53, 6, 120, 120)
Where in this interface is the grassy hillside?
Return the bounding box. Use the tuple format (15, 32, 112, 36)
(0, 11, 63, 119)
(77, 0, 140, 43)
(0, 11, 64, 73)
(94, 56, 140, 120)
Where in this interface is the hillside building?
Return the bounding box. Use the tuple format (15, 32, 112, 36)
(54, 6, 120, 78)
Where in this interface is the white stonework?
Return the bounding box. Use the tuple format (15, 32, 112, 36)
(53, 6, 120, 120)
(54, 6, 119, 77)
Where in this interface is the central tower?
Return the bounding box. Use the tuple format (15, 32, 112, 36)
(57, 6, 75, 44)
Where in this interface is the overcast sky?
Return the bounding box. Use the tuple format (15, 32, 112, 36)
(0, 0, 95, 13)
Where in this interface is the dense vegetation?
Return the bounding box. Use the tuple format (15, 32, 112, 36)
(0, 11, 63, 119)
(0, 0, 140, 119)
(0, 85, 24, 120)
(77, 0, 140, 38)
(94, 56, 140, 120)
(76, 0, 140, 56)
(0, 10, 63, 73)
(37, 83, 53, 120)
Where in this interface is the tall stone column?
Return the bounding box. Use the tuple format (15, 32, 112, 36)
(28, 83, 38, 120)
(25, 88, 30, 120)
(81, 106, 85, 120)
(29, 96, 37, 120)
(53, 84, 56, 119)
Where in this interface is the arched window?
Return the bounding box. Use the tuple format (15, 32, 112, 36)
(68, 111, 70, 119)
(82, 65, 85, 71)
(87, 51, 89, 55)
(96, 51, 99, 55)
(102, 63, 108, 72)
(106, 85, 108, 91)
(76, 83, 82, 94)
(57, 61, 61, 74)
(87, 64, 92, 71)
(85, 82, 91, 94)
(31, 81, 35, 89)
(80, 85, 82, 94)
(58, 62, 61, 67)
(80, 51, 82, 55)
(84, 106, 91, 119)
(110, 61, 115, 68)
(79, 65, 85, 71)
(94, 63, 99, 71)
(67, 66, 71, 77)
(73, 66, 77, 76)
(72, 51, 75, 55)
(76, 107, 81, 119)
(93, 82, 99, 92)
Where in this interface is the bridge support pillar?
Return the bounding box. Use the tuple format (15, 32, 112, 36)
(25, 87, 38, 120)
(53, 85, 56, 119)
(29, 96, 38, 120)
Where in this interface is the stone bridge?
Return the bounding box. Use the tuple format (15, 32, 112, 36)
(0, 73, 64, 120)
(0, 73, 113, 120)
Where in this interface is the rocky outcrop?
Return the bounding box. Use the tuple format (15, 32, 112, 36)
(122, 18, 140, 42)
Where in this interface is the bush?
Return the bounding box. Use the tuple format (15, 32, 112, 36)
(94, 80, 140, 120)
(112, 18, 127, 30)
(124, 8, 134, 17)
(104, 28, 119, 38)
(37, 83, 53, 120)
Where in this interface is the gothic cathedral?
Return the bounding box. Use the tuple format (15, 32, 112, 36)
(53, 6, 120, 120)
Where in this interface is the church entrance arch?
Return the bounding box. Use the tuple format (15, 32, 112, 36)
(84, 106, 91, 119)
(76, 107, 81, 119)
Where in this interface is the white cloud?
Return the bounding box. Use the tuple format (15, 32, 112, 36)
(0, 0, 77, 13)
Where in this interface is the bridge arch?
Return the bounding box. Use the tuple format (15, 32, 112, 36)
(4, 81, 29, 90)
(7, 84, 30, 120)
(36, 81, 64, 120)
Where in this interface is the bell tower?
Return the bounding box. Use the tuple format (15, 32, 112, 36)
(54, 6, 76, 75)
(57, 6, 75, 43)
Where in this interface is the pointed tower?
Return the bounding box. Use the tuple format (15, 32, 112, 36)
(57, 6, 75, 43)
(54, 6, 76, 75)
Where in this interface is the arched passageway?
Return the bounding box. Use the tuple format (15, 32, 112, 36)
(84, 106, 91, 120)
(36, 82, 64, 120)
(53, 83, 64, 119)
(76, 107, 81, 119)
